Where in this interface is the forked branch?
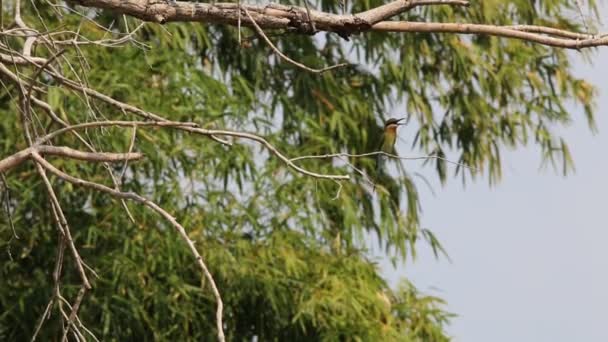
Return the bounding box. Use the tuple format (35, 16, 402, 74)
(30, 153, 226, 342)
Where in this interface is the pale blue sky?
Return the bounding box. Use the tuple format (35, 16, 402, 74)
(382, 8, 608, 342)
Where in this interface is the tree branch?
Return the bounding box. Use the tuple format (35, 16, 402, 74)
(372, 21, 608, 49)
(357, 0, 469, 25)
(290, 151, 477, 171)
(0, 146, 143, 173)
(67, 0, 608, 49)
(31, 153, 226, 342)
(32, 119, 350, 180)
(243, 7, 348, 73)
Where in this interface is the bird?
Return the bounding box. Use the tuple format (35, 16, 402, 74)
(375, 117, 406, 174)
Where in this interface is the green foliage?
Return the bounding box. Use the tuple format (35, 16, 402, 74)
(0, 0, 598, 340)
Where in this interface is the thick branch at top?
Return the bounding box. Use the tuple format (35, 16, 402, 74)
(67, 0, 608, 48)
(69, 0, 467, 33)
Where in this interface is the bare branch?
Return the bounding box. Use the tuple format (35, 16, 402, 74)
(14, 0, 27, 29)
(372, 21, 608, 49)
(506, 25, 593, 40)
(120, 124, 137, 184)
(31, 297, 55, 342)
(61, 286, 88, 342)
(31, 153, 226, 342)
(33, 160, 91, 290)
(35, 120, 350, 180)
(12, 58, 231, 146)
(0, 52, 46, 64)
(357, 0, 469, 25)
(66, 0, 608, 49)
(243, 8, 348, 73)
(290, 150, 477, 171)
(36, 120, 198, 144)
(13, 0, 37, 57)
(24, 49, 67, 144)
(0, 146, 143, 173)
(37, 145, 143, 162)
(31, 237, 67, 342)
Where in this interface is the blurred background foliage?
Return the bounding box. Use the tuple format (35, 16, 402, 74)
(0, 0, 599, 340)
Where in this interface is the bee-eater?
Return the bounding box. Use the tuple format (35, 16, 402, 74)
(376, 117, 406, 173)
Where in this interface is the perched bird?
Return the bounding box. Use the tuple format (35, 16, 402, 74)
(376, 117, 406, 173)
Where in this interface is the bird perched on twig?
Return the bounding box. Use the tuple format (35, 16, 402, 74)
(375, 117, 406, 174)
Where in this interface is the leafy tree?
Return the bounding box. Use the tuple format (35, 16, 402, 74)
(0, 0, 602, 340)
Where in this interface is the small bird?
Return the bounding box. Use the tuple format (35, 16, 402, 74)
(376, 117, 406, 173)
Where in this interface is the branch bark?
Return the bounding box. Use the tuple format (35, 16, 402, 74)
(0, 146, 143, 173)
(67, 0, 608, 49)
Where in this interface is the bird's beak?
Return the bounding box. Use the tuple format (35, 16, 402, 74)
(396, 118, 407, 125)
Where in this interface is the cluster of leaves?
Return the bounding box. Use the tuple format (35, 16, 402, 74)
(0, 0, 598, 340)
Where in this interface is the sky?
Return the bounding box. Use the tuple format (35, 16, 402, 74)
(381, 7, 608, 342)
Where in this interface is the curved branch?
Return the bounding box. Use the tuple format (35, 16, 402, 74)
(36, 120, 199, 145)
(36, 119, 350, 181)
(243, 8, 348, 73)
(357, 0, 469, 25)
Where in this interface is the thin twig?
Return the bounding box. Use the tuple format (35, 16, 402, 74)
(331, 180, 343, 200)
(33, 159, 91, 289)
(31, 236, 66, 342)
(120, 124, 137, 181)
(237, 0, 241, 45)
(574, 0, 590, 34)
(243, 8, 348, 74)
(119, 124, 138, 223)
(36, 120, 198, 144)
(302, 0, 316, 33)
(290, 151, 478, 171)
(12, 57, 231, 146)
(372, 21, 608, 49)
(23, 49, 66, 144)
(31, 298, 54, 341)
(0, 172, 18, 239)
(336, 155, 375, 187)
(61, 286, 87, 342)
(34, 120, 350, 180)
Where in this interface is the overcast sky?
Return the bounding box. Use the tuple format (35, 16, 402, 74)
(381, 8, 608, 342)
